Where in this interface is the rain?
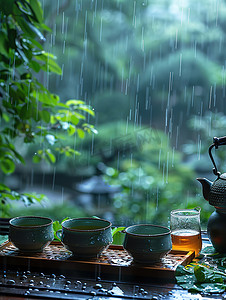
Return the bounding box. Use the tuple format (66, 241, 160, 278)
(1, 0, 226, 231)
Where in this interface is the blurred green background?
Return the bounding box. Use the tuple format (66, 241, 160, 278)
(4, 0, 226, 229)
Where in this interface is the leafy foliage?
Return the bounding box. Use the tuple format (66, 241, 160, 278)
(0, 0, 95, 216)
(176, 246, 226, 294)
(103, 127, 199, 225)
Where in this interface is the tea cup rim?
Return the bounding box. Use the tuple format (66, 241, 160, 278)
(61, 217, 112, 232)
(9, 216, 53, 228)
(125, 224, 171, 237)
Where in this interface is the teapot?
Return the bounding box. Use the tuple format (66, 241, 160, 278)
(197, 136, 226, 212)
(197, 136, 226, 253)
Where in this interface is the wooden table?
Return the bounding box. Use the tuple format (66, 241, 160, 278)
(0, 232, 221, 299)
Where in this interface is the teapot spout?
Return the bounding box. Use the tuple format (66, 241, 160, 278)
(197, 178, 213, 201)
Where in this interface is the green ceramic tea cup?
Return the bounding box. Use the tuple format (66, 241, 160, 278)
(123, 224, 172, 264)
(56, 217, 113, 259)
(9, 216, 54, 253)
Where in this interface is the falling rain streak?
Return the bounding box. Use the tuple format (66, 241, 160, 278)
(7, 0, 226, 227)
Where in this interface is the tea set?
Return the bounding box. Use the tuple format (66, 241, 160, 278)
(8, 135, 226, 264)
(9, 215, 172, 264)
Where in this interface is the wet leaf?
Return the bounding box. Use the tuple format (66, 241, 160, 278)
(29, 0, 43, 23)
(0, 0, 14, 15)
(112, 227, 126, 245)
(70, 114, 80, 125)
(32, 154, 42, 163)
(0, 184, 11, 192)
(0, 158, 15, 174)
(46, 58, 62, 75)
(40, 110, 50, 123)
(67, 125, 76, 136)
(201, 246, 218, 256)
(77, 128, 85, 139)
(53, 221, 62, 241)
(198, 283, 225, 294)
(66, 100, 85, 106)
(78, 105, 95, 116)
(45, 149, 56, 163)
(175, 265, 194, 276)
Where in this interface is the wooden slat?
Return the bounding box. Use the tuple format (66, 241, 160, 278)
(0, 241, 195, 282)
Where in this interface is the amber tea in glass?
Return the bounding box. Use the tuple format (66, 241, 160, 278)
(170, 208, 202, 256)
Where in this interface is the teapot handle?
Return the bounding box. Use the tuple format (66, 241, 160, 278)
(209, 136, 226, 177)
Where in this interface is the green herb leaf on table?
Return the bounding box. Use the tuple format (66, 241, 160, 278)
(176, 259, 226, 294)
(112, 227, 125, 245)
(53, 217, 70, 241)
(53, 221, 62, 241)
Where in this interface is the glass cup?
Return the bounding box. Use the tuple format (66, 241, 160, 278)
(170, 207, 202, 257)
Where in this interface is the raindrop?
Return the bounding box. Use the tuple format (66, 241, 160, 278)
(24, 291, 30, 295)
(6, 279, 15, 285)
(93, 283, 102, 289)
(90, 291, 96, 296)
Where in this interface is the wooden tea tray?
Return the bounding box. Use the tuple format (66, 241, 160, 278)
(0, 241, 195, 282)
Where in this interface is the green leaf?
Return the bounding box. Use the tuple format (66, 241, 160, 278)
(52, 221, 62, 241)
(45, 149, 56, 163)
(198, 283, 225, 294)
(201, 246, 218, 256)
(66, 100, 85, 106)
(29, 0, 43, 23)
(0, 184, 11, 192)
(2, 113, 10, 122)
(53, 221, 62, 232)
(78, 105, 95, 116)
(0, 33, 9, 57)
(16, 17, 36, 39)
(19, 103, 32, 119)
(29, 60, 41, 72)
(31, 90, 58, 106)
(61, 217, 70, 223)
(82, 123, 98, 134)
(70, 115, 80, 125)
(112, 227, 126, 245)
(17, 48, 29, 63)
(17, 17, 45, 41)
(38, 23, 51, 32)
(46, 58, 62, 75)
(0, 0, 14, 15)
(7, 29, 16, 49)
(194, 264, 226, 283)
(53, 218, 69, 241)
(29, 38, 43, 50)
(180, 283, 202, 292)
(32, 154, 42, 163)
(77, 128, 85, 139)
(10, 149, 25, 164)
(67, 125, 76, 136)
(0, 158, 15, 174)
(175, 265, 194, 276)
(40, 110, 50, 123)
